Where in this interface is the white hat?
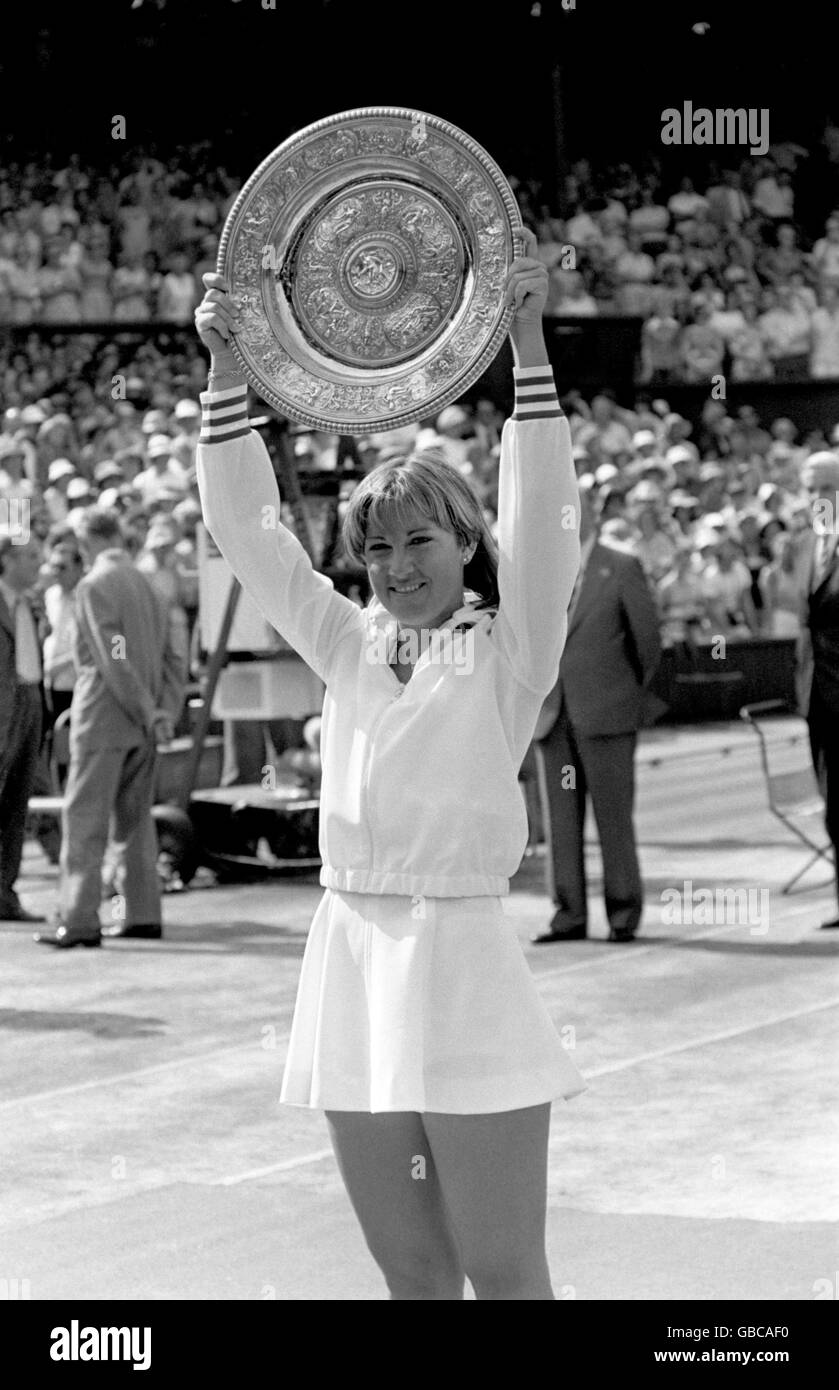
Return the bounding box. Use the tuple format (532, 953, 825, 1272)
(48, 458, 76, 483)
(147, 433, 173, 459)
(632, 429, 657, 450)
(436, 405, 469, 432)
(66, 477, 93, 501)
(174, 398, 200, 420)
(802, 450, 839, 488)
(594, 463, 619, 486)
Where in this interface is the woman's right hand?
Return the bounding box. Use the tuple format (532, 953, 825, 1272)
(195, 272, 241, 356)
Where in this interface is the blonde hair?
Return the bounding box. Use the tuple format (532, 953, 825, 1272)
(342, 449, 499, 607)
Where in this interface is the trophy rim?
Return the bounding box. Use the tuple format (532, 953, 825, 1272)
(216, 106, 522, 435)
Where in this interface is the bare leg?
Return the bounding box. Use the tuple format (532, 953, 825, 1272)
(325, 1109, 465, 1300)
(422, 1102, 554, 1300)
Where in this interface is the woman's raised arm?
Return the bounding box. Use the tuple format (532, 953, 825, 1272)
(193, 273, 364, 681)
(491, 231, 581, 692)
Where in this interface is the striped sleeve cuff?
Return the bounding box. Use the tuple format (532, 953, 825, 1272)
(512, 365, 562, 421)
(198, 384, 250, 445)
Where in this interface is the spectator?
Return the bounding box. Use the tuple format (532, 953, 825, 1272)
(532, 487, 661, 945)
(35, 507, 186, 948)
(751, 159, 793, 220)
(759, 222, 806, 285)
(579, 393, 633, 459)
(0, 437, 36, 499)
(758, 529, 805, 637)
(759, 282, 812, 380)
(811, 214, 839, 290)
(552, 269, 598, 316)
(810, 283, 839, 378)
(78, 227, 113, 320)
(681, 302, 725, 383)
(658, 542, 709, 646)
(708, 287, 747, 348)
(37, 240, 82, 322)
(0, 534, 46, 923)
(5, 241, 41, 323)
(700, 531, 759, 635)
(133, 434, 189, 505)
(157, 250, 198, 323)
(136, 516, 191, 668)
(613, 230, 656, 314)
(729, 297, 774, 380)
(631, 502, 678, 583)
(41, 538, 83, 727)
(640, 308, 682, 384)
(668, 177, 709, 230)
(112, 251, 151, 320)
(627, 187, 670, 252)
(706, 169, 750, 231)
(43, 458, 77, 523)
(799, 451, 839, 928)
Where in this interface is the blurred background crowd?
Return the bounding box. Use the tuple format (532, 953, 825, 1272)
(3, 133, 839, 673)
(4, 139, 839, 384)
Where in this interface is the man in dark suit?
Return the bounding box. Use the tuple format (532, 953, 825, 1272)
(35, 508, 186, 949)
(799, 452, 839, 928)
(0, 534, 47, 922)
(532, 487, 662, 943)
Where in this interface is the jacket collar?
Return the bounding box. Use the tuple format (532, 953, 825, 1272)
(89, 547, 130, 576)
(364, 589, 495, 645)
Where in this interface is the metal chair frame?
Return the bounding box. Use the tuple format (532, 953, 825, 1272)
(739, 700, 835, 894)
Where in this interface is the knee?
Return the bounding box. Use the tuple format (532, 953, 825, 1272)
(371, 1243, 464, 1301)
(464, 1253, 553, 1301)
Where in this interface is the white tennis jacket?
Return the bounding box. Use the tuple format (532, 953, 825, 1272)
(196, 365, 579, 897)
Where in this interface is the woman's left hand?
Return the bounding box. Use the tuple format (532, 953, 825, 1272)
(504, 227, 548, 328)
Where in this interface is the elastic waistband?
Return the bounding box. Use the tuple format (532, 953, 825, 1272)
(320, 865, 510, 898)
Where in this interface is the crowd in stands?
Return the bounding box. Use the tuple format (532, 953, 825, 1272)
(0, 147, 232, 327)
(517, 142, 839, 383)
(0, 339, 832, 658)
(4, 140, 839, 385)
(1, 142, 838, 662)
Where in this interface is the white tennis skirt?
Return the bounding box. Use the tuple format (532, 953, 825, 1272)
(280, 888, 587, 1115)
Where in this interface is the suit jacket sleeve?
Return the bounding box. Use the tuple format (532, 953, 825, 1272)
(76, 578, 157, 733)
(195, 384, 365, 682)
(157, 603, 188, 723)
(620, 555, 663, 686)
(0, 622, 15, 765)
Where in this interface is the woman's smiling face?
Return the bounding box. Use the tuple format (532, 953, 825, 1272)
(363, 504, 473, 633)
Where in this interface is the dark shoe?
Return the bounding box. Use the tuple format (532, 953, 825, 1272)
(0, 901, 46, 923)
(819, 916, 839, 930)
(608, 925, 638, 943)
(101, 922, 162, 940)
(34, 924, 101, 949)
(532, 910, 588, 943)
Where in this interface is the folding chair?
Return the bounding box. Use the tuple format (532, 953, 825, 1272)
(739, 700, 835, 893)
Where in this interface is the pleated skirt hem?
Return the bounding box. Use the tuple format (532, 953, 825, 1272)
(279, 887, 588, 1116)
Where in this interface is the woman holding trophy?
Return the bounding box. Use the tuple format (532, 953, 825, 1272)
(194, 224, 584, 1300)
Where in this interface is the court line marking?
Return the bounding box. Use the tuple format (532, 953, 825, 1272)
(583, 996, 839, 1077)
(0, 1039, 272, 1113)
(213, 1149, 334, 1185)
(529, 903, 837, 982)
(5, 994, 837, 1199)
(3, 904, 833, 1110)
(207, 996, 839, 1187)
